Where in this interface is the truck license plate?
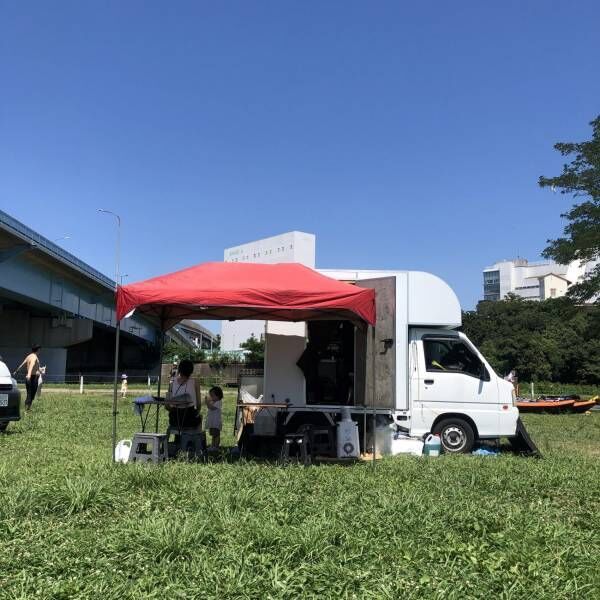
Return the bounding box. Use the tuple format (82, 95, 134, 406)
(0, 394, 8, 407)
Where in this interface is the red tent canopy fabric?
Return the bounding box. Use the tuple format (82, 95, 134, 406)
(116, 262, 376, 330)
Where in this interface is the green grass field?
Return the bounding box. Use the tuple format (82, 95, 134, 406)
(1, 392, 599, 599)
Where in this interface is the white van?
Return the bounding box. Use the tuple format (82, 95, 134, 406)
(253, 270, 524, 455)
(0, 359, 21, 432)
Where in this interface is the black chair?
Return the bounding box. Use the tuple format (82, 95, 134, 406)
(309, 426, 336, 458)
(281, 431, 312, 466)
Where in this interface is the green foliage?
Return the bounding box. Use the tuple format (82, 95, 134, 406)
(162, 341, 206, 363)
(208, 349, 233, 370)
(539, 115, 600, 302)
(519, 381, 600, 398)
(240, 334, 265, 365)
(0, 392, 599, 598)
(462, 295, 600, 383)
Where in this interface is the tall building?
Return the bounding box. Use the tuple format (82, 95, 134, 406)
(482, 258, 598, 302)
(220, 232, 316, 350)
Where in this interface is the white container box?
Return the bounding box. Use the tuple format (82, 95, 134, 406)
(390, 435, 424, 456)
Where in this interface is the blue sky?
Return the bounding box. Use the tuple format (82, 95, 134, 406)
(2, 1, 599, 330)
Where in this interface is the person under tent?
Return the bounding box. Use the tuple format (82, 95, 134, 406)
(205, 386, 223, 450)
(165, 359, 202, 431)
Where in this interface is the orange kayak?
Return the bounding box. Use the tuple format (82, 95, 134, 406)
(571, 400, 597, 413)
(516, 399, 575, 413)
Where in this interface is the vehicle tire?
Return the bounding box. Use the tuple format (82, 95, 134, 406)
(0, 422, 8, 433)
(433, 418, 475, 454)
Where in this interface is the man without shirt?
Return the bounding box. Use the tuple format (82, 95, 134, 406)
(14, 345, 41, 411)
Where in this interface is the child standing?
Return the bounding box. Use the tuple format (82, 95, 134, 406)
(37, 365, 46, 398)
(205, 386, 223, 450)
(120, 374, 128, 398)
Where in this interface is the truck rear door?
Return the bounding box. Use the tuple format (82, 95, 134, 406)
(355, 277, 396, 409)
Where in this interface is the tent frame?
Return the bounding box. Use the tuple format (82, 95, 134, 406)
(112, 263, 378, 464)
(112, 318, 378, 464)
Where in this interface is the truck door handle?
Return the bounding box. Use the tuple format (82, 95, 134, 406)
(424, 379, 435, 385)
(379, 338, 394, 355)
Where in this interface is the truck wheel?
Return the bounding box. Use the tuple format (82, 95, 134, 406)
(433, 418, 474, 454)
(0, 422, 8, 433)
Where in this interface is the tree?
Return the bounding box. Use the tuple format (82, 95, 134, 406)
(240, 335, 265, 365)
(162, 341, 206, 363)
(462, 296, 600, 384)
(539, 115, 600, 302)
(208, 349, 233, 371)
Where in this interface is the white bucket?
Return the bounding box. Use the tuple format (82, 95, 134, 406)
(375, 423, 396, 456)
(114, 439, 132, 463)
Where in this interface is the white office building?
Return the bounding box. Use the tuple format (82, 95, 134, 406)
(482, 258, 598, 302)
(221, 231, 316, 350)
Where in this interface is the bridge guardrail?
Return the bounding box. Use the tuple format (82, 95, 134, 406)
(0, 209, 115, 289)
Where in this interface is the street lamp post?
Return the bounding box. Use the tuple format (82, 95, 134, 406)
(99, 209, 121, 462)
(98, 210, 121, 286)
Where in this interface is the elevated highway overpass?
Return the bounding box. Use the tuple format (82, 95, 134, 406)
(0, 209, 161, 378)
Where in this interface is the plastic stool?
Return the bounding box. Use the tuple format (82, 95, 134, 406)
(179, 431, 206, 460)
(281, 432, 311, 466)
(310, 427, 336, 457)
(167, 427, 206, 460)
(130, 433, 168, 463)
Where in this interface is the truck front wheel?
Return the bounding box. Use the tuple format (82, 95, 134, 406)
(0, 422, 8, 433)
(433, 418, 474, 454)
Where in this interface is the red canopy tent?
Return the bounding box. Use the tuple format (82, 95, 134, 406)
(116, 262, 376, 327)
(111, 262, 377, 462)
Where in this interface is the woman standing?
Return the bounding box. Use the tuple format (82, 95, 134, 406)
(165, 359, 201, 430)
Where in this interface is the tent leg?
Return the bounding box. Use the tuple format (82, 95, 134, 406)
(371, 325, 376, 468)
(111, 321, 121, 463)
(155, 332, 165, 433)
(363, 406, 367, 456)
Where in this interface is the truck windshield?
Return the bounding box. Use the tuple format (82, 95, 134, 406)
(423, 339, 486, 379)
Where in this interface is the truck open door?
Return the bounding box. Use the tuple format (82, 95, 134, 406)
(355, 277, 396, 410)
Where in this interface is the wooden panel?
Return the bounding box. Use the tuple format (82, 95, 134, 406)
(355, 277, 396, 408)
(354, 326, 367, 405)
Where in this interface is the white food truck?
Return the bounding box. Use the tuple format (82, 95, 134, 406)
(246, 270, 532, 455)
